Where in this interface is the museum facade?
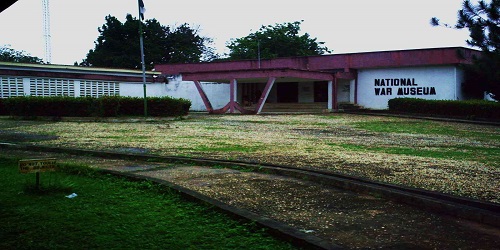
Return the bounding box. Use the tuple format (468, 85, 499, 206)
(1, 47, 480, 114)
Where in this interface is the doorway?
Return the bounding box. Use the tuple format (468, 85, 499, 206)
(277, 82, 298, 103)
(314, 81, 328, 102)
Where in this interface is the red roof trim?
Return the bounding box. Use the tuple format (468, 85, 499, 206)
(180, 68, 334, 82)
(156, 47, 480, 76)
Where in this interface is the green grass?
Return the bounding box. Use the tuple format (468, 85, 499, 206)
(353, 120, 500, 141)
(0, 157, 296, 250)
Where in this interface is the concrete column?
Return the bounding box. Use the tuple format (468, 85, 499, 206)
(230, 79, 236, 113)
(327, 80, 333, 110)
(350, 79, 355, 103)
(234, 80, 239, 103)
(333, 78, 338, 110)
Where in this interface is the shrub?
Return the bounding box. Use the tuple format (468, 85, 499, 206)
(0, 98, 6, 115)
(1, 96, 191, 118)
(388, 98, 500, 120)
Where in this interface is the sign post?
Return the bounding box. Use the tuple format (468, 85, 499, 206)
(19, 158, 57, 189)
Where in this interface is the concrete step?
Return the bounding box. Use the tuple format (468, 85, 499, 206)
(247, 102, 328, 113)
(338, 103, 362, 110)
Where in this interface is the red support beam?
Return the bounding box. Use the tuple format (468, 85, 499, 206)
(193, 80, 214, 113)
(234, 102, 256, 114)
(211, 103, 231, 114)
(255, 77, 276, 114)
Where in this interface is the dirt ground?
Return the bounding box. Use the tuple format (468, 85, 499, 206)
(1, 148, 499, 249)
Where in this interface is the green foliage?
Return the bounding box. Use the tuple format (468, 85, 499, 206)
(0, 157, 295, 249)
(456, 0, 500, 52)
(81, 15, 216, 69)
(167, 23, 218, 63)
(1, 96, 93, 117)
(388, 98, 500, 120)
(431, 1, 500, 99)
(226, 21, 330, 60)
(0, 98, 6, 115)
(1, 96, 191, 117)
(0, 45, 44, 64)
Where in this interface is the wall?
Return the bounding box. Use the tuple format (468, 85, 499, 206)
(455, 67, 465, 100)
(336, 79, 352, 103)
(153, 76, 230, 111)
(356, 65, 460, 109)
(298, 82, 314, 103)
(120, 82, 166, 98)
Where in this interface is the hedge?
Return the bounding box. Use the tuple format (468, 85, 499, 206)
(388, 98, 500, 120)
(0, 96, 191, 118)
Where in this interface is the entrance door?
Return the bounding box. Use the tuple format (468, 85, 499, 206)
(277, 82, 298, 103)
(314, 81, 328, 102)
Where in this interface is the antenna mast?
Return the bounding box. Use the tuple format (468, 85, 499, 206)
(42, 0, 52, 63)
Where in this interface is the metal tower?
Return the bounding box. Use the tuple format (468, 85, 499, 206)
(42, 0, 51, 63)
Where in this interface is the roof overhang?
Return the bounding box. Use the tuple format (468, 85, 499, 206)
(157, 47, 481, 78)
(179, 68, 335, 83)
(0, 62, 161, 82)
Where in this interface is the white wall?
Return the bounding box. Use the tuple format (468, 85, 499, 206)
(455, 67, 465, 100)
(120, 76, 230, 111)
(177, 82, 229, 111)
(298, 82, 314, 103)
(357, 65, 461, 109)
(337, 79, 351, 103)
(120, 82, 166, 98)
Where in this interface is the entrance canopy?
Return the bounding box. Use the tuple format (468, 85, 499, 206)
(171, 67, 354, 114)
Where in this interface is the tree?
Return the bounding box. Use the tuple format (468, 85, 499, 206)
(432, 0, 500, 100)
(166, 24, 217, 63)
(226, 21, 330, 60)
(0, 45, 44, 64)
(81, 14, 215, 69)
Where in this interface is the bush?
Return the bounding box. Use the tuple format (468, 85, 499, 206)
(0, 98, 6, 115)
(1, 96, 191, 118)
(388, 98, 500, 120)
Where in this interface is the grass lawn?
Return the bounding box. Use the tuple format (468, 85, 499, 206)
(0, 157, 296, 250)
(0, 114, 498, 203)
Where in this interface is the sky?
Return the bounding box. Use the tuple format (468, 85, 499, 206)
(0, 0, 472, 66)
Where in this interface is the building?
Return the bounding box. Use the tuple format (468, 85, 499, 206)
(0, 62, 160, 98)
(156, 47, 480, 113)
(1, 47, 480, 114)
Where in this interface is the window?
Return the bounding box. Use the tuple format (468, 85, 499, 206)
(30, 78, 75, 96)
(80, 81, 119, 97)
(0, 77, 24, 98)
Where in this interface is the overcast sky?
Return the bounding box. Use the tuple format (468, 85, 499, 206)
(0, 0, 471, 65)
